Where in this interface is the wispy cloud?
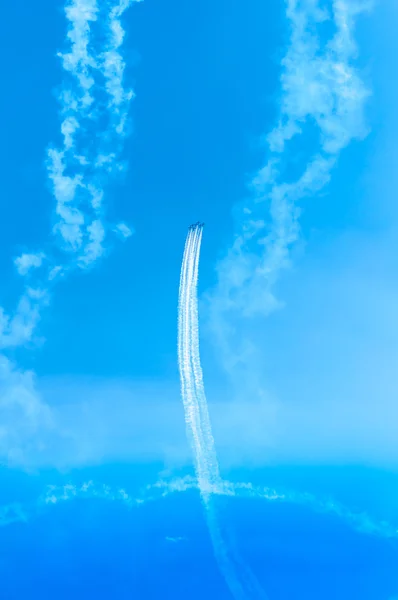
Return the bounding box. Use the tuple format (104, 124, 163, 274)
(48, 0, 137, 268)
(102, 0, 138, 136)
(0, 0, 138, 465)
(3, 0, 136, 330)
(212, 0, 371, 363)
(0, 502, 28, 528)
(0, 356, 53, 465)
(5, 254, 48, 351)
(14, 253, 46, 276)
(268, 0, 370, 156)
(113, 221, 134, 239)
(0, 289, 48, 350)
(2, 362, 398, 471)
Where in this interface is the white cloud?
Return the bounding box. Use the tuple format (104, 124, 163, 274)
(114, 222, 134, 238)
(0, 356, 54, 465)
(48, 265, 65, 281)
(47, 0, 138, 270)
(0, 502, 28, 528)
(0, 289, 48, 350)
(102, 0, 136, 136)
(78, 218, 105, 266)
(60, 116, 80, 151)
(0, 1, 139, 470)
(14, 253, 46, 276)
(211, 0, 372, 365)
(47, 147, 85, 251)
(57, 0, 98, 114)
(269, 0, 370, 156)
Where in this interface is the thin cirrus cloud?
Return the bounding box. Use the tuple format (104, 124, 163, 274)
(211, 0, 372, 365)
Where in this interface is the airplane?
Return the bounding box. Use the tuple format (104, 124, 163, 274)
(188, 221, 205, 230)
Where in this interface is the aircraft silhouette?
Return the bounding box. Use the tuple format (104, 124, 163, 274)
(188, 221, 205, 230)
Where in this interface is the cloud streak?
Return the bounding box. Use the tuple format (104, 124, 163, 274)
(48, 0, 136, 269)
(0, 1, 138, 460)
(212, 0, 372, 364)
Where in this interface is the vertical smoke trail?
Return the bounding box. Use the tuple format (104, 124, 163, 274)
(178, 224, 267, 599)
(188, 227, 221, 492)
(178, 229, 208, 491)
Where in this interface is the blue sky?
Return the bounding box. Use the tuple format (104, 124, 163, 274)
(1, 0, 398, 598)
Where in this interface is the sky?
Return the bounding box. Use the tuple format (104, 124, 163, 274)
(1, 0, 398, 598)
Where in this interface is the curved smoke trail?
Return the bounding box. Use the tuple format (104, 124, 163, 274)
(189, 227, 221, 492)
(178, 229, 209, 492)
(2, 474, 397, 542)
(178, 224, 267, 599)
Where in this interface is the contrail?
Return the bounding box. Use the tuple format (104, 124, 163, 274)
(178, 224, 267, 599)
(189, 227, 221, 492)
(178, 229, 208, 491)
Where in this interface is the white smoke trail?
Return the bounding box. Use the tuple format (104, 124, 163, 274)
(2, 475, 396, 542)
(189, 227, 221, 491)
(178, 225, 267, 599)
(178, 229, 209, 492)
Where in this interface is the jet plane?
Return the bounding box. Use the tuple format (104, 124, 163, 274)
(189, 221, 205, 230)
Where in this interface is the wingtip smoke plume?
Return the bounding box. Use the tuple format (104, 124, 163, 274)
(177, 224, 267, 599)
